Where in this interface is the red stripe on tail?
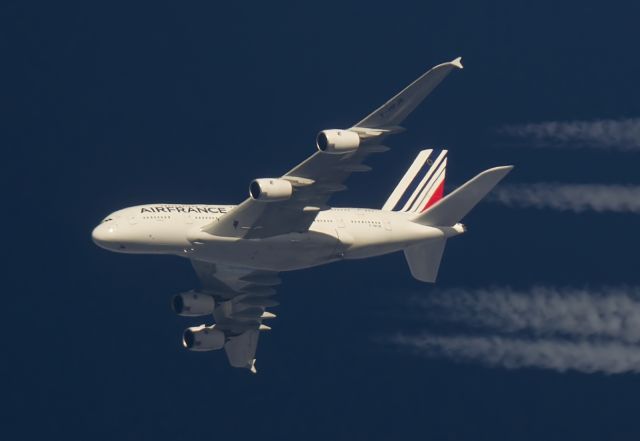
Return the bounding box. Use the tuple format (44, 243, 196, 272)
(421, 179, 445, 212)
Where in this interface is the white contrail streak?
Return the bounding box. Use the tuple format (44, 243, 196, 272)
(497, 118, 640, 150)
(416, 286, 640, 344)
(392, 333, 640, 374)
(490, 183, 640, 213)
(388, 286, 640, 374)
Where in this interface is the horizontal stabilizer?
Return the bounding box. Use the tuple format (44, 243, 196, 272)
(413, 166, 513, 226)
(404, 239, 447, 283)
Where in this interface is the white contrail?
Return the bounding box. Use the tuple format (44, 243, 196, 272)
(497, 118, 640, 150)
(416, 286, 640, 344)
(392, 333, 640, 374)
(388, 286, 640, 374)
(490, 183, 640, 213)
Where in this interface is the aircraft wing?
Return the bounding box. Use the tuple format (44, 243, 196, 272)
(202, 57, 463, 239)
(191, 259, 280, 373)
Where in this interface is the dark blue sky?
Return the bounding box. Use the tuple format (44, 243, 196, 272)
(4, 1, 640, 440)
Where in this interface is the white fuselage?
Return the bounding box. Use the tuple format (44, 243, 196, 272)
(92, 204, 463, 271)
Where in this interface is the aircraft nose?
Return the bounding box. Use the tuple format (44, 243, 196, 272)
(92, 223, 117, 249)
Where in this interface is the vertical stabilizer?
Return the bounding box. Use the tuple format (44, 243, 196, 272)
(382, 149, 448, 213)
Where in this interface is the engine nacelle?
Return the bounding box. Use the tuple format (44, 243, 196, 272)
(171, 290, 215, 317)
(182, 325, 225, 351)
(249, 178, 293, 202)
(316, 129, 360, 154)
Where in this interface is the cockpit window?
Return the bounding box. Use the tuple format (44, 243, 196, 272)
(102, 218, 113, 223)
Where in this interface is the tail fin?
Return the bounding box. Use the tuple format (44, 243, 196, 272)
(382, 149, 448, 213)
(412, 166, 513, 226)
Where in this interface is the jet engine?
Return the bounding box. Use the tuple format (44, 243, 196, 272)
(171, 290, 215, 317)
(249, 178, 293, 202)
(182, 325, 225, 351)
(316, 129, 360, 154)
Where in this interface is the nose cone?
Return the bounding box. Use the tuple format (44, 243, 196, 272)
(92, 223, 118, 250)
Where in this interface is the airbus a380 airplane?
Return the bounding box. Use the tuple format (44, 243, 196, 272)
(93, 57, 512, 373)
